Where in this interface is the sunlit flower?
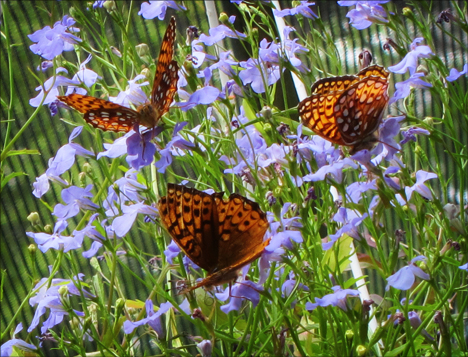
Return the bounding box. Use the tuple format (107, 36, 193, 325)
(215, 278, 262, 313)
(28, 15, 81, 60)
(123, 300, 173, 338)
(446, 63, 468, 82)
(389, 72, 432, 104)
(273, 1, 317, 19)
(388, 38, 434, 75)
(0, 323, 37, 357)
(64, 55, 101, 95)
(138, 1, 186, 20)
(53, 184, 99, 220)
(338, 1, 390, 29)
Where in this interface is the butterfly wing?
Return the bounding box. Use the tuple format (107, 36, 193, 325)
(214, 194, 270, 272)
(336, 71, 390, 146)
(158, 184, 218, 272)
(150, 16, 179, 119)
(58, 94, 138, 132)
(298, 91, 348, 145)
(310, 75, 358, 95)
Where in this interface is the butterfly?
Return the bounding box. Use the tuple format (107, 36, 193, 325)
(298, 65, 390, 155)
(158, 184, 270, 292)
(58, 17, 178, 133)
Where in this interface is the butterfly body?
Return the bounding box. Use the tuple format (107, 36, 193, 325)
(58, 17, 178, 133)
(299, 65, 390, 155)
(158, 184, 270, 292)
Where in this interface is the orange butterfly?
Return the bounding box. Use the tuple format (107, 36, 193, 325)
(298, 65, 390, 154)
(158, 184, 270, 292)
(58, 17, 178, 133)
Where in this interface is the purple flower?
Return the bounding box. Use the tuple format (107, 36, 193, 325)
(32, 127, 94, 198)
(372, 115, 405, 162)
(1, 323, 37, 357)
(164, 240, 181, 264)
(176, 86, 220, 111)
(303, 158, 358, 183)
(28, 274, 92, 334)
(239, 58, 281, 94)
(446, 63, 468, 82)
(155, 122, 195, 173)
(388, 38, 434, 75)
(123, 300, 173, 338)
(138, 1, 186, 20)
(281, 27, 310, 72)
(112, 201, 158, 237)
(27, 220, 83, 253)
(53, 184, 99, 220)
(76, 214, 108, 258)
(273, 1, 317, 19)
(92, 1, 105, 8)
(345, 179, 377, 204)
(389, 72, 432, 105)
(265, 203, 303, 252)
(29, 67, 81, 107)
(28, 15, 81, 60)
(400, 127, 430, 145)
(282, 274, 309, 307)
(408, 311, 434, 341)
(197, 340, 212, 357)
(323, 208, 368, 250)
(386, 255, 430, 290)
(459, 263, 468, 272)
(109, 74, 149, 107)
(64, 55, 101, 95)
(209, 51, 239, 77)
(126, 129, 160, 170)
(102, 170, 148, 216)
(401, 170, 437, 202)
(215, 278, 262, 313)
(383, 166, 401, 190)
(338, 1, 390, 30)
(37, 60, 54, 72)
(198, 17, 246, 46)
(306, 285, 360, 311)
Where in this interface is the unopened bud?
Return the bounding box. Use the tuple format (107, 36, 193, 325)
(28, 244, 37, 255)
(261, 106, 272, 121)
(136, 43, 150, 58)
(27, 212, 40, 226)
(423, 117, 433, 126)
(110, 46, 122, 58)
(402, 7, 413, 17)
(356, 345, 367, 356)
(103, 0, 116, 12)
(83, 162, 92, 174)
(345, 329, 354, 340)
(79, 172, 86, 184)
(58, 285, 69, 297)
(219, 12, 229, 25)
(44, 224, 53, 234)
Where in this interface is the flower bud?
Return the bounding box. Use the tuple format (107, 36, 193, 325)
(58, 285, 69, 297)
(136, 43, 150, 58)
(27, 212, 40, 226)
(261, 106, 273, 121)
(69, 7, 77, 18)
(402, 7, 414, 17)
(141, 67, 150, 79)
(44, 224, 53, 234)
(115, 298, 125, 312)
(83, 162, 92, 174)
(423, 117, 433, 126)
(28, 244, 37, 255)
(252, 27, 259, 42)
(219, 12, 229, 25)
(345, 329, 354, 340)
(79, 172, 86, 185)
(103, 0, 116, 12)
(356, 345, 367, 356)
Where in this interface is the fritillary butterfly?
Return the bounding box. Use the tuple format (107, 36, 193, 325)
(298, 65, 390, 154)
(158, 184, 270, 292)
(58, 17, 178, 133)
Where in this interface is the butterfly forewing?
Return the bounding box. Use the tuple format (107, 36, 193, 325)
(151, 16, 179, 118)
(57, 94, 138, 132)
(299, 65, 390, 152)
